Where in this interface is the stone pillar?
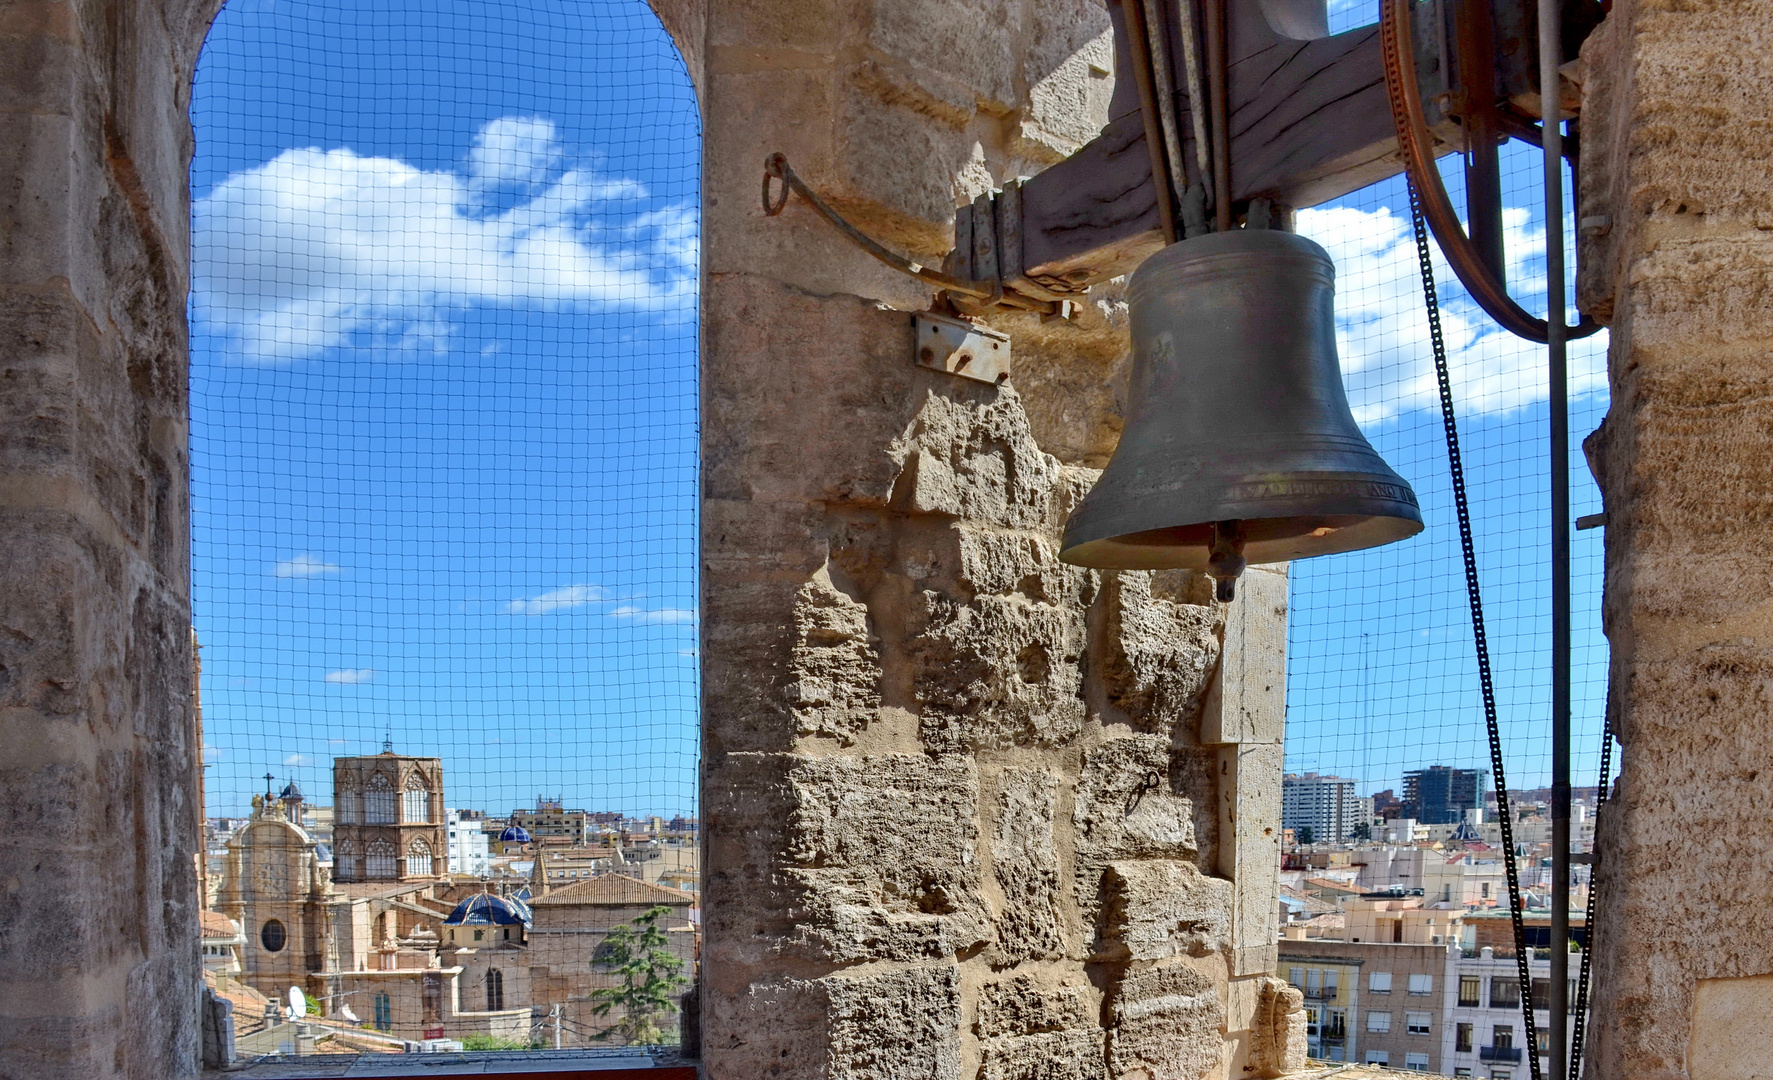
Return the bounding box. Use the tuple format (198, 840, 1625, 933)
(0, 0, 214, 1076)
(692, 0, 1290, 1075)
(1577, 2, 1773, 1077)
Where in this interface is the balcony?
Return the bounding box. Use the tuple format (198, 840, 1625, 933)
(1480, 1046, 1525, 1063)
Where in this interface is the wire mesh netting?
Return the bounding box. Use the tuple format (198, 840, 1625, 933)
(190, 0, 700, 1051)
(1287, 136, 1609, 856)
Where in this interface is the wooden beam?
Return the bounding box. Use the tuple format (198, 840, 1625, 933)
(1012, 0, 1414, 292)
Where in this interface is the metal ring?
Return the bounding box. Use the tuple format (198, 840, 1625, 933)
(761, 153, 790, 216)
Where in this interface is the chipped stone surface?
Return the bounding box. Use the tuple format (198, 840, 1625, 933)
(789, 569, 882, 744)
(1106, 963, 1226, 1080)
(783, 754, 993, 963)
(1245, 975, 1308, 1078)
(1099, 570, 1222, 734)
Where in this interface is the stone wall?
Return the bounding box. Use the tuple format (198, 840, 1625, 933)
(0, 0, 217, 1076)
(0, 0, 1296, 1073)
(690, 0, 1293, 1075)
(1576, 1, 1773, 1077)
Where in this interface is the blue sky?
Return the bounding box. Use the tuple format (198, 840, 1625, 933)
(190, 0, 701, 818)
(190, 0, 1606, 818)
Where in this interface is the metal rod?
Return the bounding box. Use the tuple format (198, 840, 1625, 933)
(1205, 0, 1231, 231)
(1142, 0, 1190, 203)
(1122, 0, 1179, 244)
(1175, 0, 1212, 201)
(760, 153, 1056, 315)
(1539, 0, 1572, 1074)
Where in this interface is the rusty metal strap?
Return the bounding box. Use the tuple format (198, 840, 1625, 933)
(760, 153, 1056, 315)
(1380, 0, 1601, 345)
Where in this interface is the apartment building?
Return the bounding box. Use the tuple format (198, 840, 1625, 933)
(1278, 892, 1466, 1072)
(1441, 945, 1585, 1078)
(1283, 772, 1360, 842)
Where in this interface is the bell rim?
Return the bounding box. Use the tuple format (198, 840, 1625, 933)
(1058, 510, 1425, 570)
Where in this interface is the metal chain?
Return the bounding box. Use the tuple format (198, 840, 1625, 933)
(1567, 701, 1613, 1078)
(1407, 177, 1542, 1080)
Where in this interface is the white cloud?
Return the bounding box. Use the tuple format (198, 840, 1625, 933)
(1296, 204, 1606, 428)
(505, 584, 609, 615)
(193, 116, 698, 363)
(609, 605, 696, 624)
(467, 116, 564, 193)
(283, 753, 310, 766)
(324, 668, 375, 684)
(273, 553, 341, 578)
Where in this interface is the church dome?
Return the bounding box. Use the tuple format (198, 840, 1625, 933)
(444, 892, 531, 927)
(279, 780, 303, 803)
(498, 824, 532, 844)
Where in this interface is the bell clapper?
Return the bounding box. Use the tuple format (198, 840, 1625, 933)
(1208, 519, 1247, 602)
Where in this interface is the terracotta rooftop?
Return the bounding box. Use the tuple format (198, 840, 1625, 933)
(199, 911, 240, 938)
(530, 874, 696, 907)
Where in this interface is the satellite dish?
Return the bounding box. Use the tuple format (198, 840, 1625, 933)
(287, 986, 306, 1019)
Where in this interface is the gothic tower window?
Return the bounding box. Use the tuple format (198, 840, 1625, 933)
(365, 839, 397, 879)
(405, 838, 433, 878)
(260, 919, 286, 952)
(335, 838, 358, 880)
(486, 967, 505, 1011)
(403, 774, 428, 823)
(365, 773, 396, 824)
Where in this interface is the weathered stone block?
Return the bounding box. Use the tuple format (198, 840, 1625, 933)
(704, 965, 963, 1080)
(1071, 736, 1215, 921)
(976, 974, 1105, 1080)
(910, 587, 1086, 753)
(782, 754, 991, 962)
(1105, 962, 1225, 1080)
(1099, 570, 1221, 735)
(1244, 976, 1308, 1079)
(990, 768, 1065, 964)
(1099, 860, 1233, 962)
(788, 568, 881, 744)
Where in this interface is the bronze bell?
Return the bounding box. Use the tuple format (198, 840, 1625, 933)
(1060, 228, 1423, 600)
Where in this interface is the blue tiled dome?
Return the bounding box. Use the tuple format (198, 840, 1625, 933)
(498, 824, 532, 844)
(444, 893, 531, 927)
(279, 781, 303, 802)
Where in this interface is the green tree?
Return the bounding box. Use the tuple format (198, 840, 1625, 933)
(1350, 822, 1372, 841)
(1297, 826, 1315, 845)
(589, 904, 689, 1046)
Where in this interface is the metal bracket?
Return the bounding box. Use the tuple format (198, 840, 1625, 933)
(914, 312, 1011, 385)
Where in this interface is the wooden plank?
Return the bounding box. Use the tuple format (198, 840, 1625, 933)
(1017, 0, 1406, 288)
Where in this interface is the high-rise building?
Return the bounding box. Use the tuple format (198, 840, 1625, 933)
(447, 809, 491, 876)
(332, 749, 447, 882)
(1284, 773, 1360, 841)
(1401, 767, 1488, 825)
